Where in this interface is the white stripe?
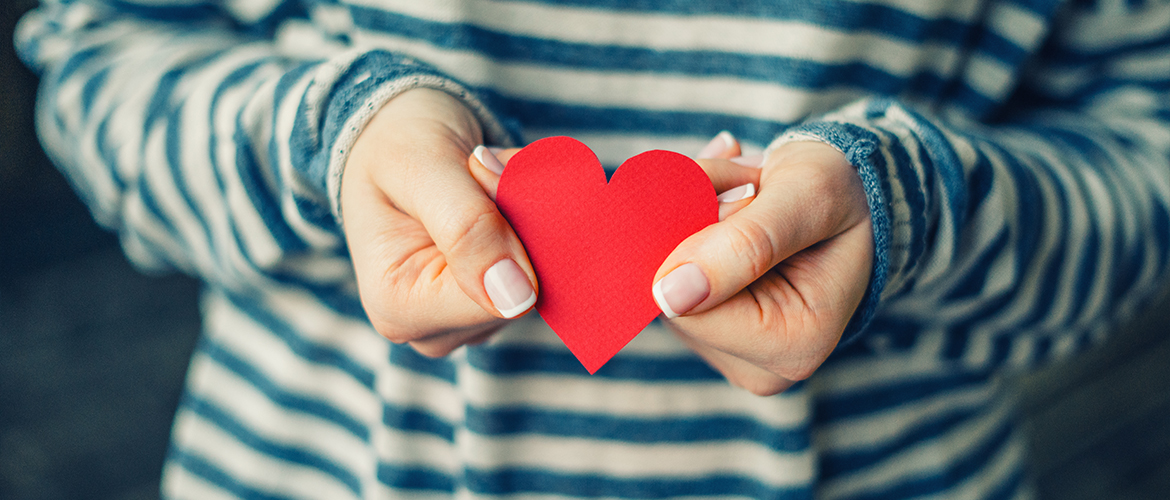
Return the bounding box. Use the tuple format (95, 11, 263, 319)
(359, 0, 969, 80)
(372, 431, 461, 475)
(460, 367, 810, 430)
(352, 30, 885, 122)
(204, 293, 384, 426)
(456, 430, 814, 486)
(919, 427, 1029, 500)
(209, 52, 288, 269)
(985, 3, 1049, 52)
(1062, 0, 1170, 52)
(162, 458, 240, 500)
(820, 393, 1015, 498)
(814, 379, 995, 450)
(378, 352, 467, 424)
(270, 64, 346, 248)
(193, 351, 375, 481)
(175, 410, 361, 499)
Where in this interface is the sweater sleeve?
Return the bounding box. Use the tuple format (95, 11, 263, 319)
(772, 0, 1170, 372)
(15, 0, 515, 294)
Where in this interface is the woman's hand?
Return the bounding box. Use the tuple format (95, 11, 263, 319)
(654, 134, 874, 395)
(340, 89, 537, 357)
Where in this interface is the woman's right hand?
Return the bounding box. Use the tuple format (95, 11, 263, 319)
(340, 88, 537, 357)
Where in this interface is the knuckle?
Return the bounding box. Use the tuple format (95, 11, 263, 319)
(409, 340, 458, 358)
(724, 218, 778, 279)
(437, 201, 506, 257)
(777, 361, 819, 384)
(727, 372, 790, 397)
(370, 318, 416, 344)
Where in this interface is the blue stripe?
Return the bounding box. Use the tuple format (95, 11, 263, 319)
(389, 344, 458, 382)
(105, 0, 222, 22)
(898, 105, 970, 252)
(164, 104, 222, 267)
(134, 168, 183, 245)
(464, 468, 810, 499)
(382, 406, 455, 442)
(230, 103, 310, 255)
(95, 117, 125, 192)
(225, 289, 377, 389)
(170, 447, 296, 500)
(872, 122, 931, 273)
(376, 464, 455, 492)
(200, 338, 371, 441)
(943, 229, 1011, 301)
(80, 66, 109, 116)
(467, 0, 1029, 60)
(208, 60, 266, 194)
(1044, 27, 1170, 64)
(467, 407, 809, 452)
(1008, 164, 1071, 330)
(351, 7, 1012, 114)
(266, 60, 336, 221)
(354, 8, 964, 89)
(144, 54, 219, 139)
(839, 416, 1017, 500)
(820, 406, 981, 477)
(182, 394, 364, 496)
(815, 370, 989, 420)
(532, 0, 1059, 19)
(492, 93, 789, 143)
(54, 45, 102, 88)
(466, 345, 723, 380)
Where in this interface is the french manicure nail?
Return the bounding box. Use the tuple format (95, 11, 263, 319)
(652, 263, 710, 318)
(729, 154, 764, 168)
(717, 183, 756, 203)
(474, 145, 505, 175)
(484, 259, 536, 318)
(697, 131, 736, 159)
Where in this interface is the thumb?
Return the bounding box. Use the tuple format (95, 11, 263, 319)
(651, 142, 868, 317)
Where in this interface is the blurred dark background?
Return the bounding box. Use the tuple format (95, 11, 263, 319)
(1, 1, 201, 498)
(1, 1, 1168, 499)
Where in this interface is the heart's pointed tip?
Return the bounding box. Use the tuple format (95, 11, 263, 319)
(578, 355, 612, 375)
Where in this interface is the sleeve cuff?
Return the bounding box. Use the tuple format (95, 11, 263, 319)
(302, 49, 518, 230)
(766, 121, 895, 346)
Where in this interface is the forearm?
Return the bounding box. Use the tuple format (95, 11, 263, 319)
(777, 94, 1170, 371)
(17, 0, 513, 291)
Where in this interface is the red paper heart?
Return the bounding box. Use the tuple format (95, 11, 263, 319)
(496, 136, 718, 373)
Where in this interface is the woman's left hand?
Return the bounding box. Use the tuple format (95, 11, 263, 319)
(653, 135, 874, 396)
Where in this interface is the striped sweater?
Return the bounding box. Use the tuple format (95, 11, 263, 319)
(16, 0, 1170, 498)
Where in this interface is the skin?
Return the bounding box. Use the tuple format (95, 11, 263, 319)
(342, 88, 873, 395)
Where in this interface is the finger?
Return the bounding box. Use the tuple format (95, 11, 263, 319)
(670, 327, 794, 396)
(341, 164, 506, 350)
(652, 141, 868, 318)
(359, 102, 537, 321)
(410, 324, 503, 356)
(667, 221, 873, 381)
(694, 157, 762, 194)
(717, 183, 756, 221)
(469, 146, 522, 201)
(696, 131, 742, 159)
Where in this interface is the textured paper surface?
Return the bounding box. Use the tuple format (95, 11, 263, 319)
(496, 137, 718, 373)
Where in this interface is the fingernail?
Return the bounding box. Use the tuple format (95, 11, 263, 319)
(717, 183, 756, 203)
(652, 263, 710, 318)
(484, 259, 536, 318)
(729, 154, 764, 168)
(697, 131, 736, 158)
(474, 145, 505, 175)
